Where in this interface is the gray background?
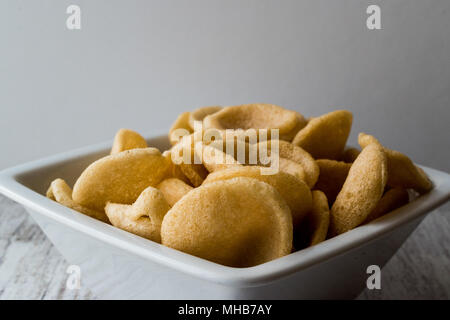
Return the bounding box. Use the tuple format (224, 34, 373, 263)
(0, 0, 449, 172)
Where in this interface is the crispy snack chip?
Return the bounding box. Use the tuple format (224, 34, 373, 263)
(203, 166, 312, 227)
(329, 143, 388, 236)
(157, 178, 193, 207)
(358, 133, 432, 193)
(45, 103, 427, 263)
(72, 148, 170, 211)
(169, 112, 193, 145)
(314, 159, 352, 205)
(188, 106, 222, 130)
(364, 187, 409, 223)
(105, 186, 170, 242)
(296, 190, 330, 248)
(278, 158, 306, 182)
(203, 103, 299, 139)
(180, 163, 209, 187)
(279, 112, 308, 141)
(110, 129, 147, 154)
(162, 150, 191, 185)
(195, 141, 242, 173)
(46, 178, 108, 222)
(292, 110, 353, 160)
(341, 147, 360, 163)
(264, 140, 319, 188)
(161, 177, 292, 267)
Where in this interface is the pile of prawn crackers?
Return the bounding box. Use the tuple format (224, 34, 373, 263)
(46, 104, 432, 267)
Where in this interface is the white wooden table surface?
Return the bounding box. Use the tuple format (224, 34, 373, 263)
(0, 194, 449, 300)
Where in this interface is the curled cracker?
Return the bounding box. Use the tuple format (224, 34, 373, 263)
(105, 187, 170, 242)
(279, 112, 308, 141)
(329, 143, 388, 236)
(46, 178, 108, 222)
(260, 140, 319, 188)
(292, 110, 353, 160)
(169, 112, 193, 145)
(188, 106, 222, 130)
(358, 133, 432, 193)
(195, 141, 242, 173)
(162, 150, 191, 185)
(314, 159, 352, 204)
(203, 166, 312, 227)
(364, 188, 409, 223)
(111, 129, 147, 154)
(157, 178, 193, 206)
(203, 103, 299, 138)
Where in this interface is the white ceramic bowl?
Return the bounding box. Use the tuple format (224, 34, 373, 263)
(0, 135, 449, 299)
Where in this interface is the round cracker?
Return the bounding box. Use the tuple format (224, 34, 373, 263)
(161, 177, 293, 267)
(329, 143, 388, 236)
(203, 166, 312, 227)
(259, 140, 319, 188)
(111, 128, 147, 154)
(157, 178, 194, 207)
(72, 148, 170, 211)
(195, 141, 242, 173)
(292, 110, 353, 160)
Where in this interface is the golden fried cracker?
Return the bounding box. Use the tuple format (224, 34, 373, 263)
(275, 140, 319, 188)
(105, 186, 170, 242)
(72, 148, 170, 211)
(278, 158, 306, 182)
(111, 129, 147, 154)
(162, 150, 191, 185)
(47, 178, 108, 222)
(169, 112, 193, 145)
(329, 143, 388, 235)
(203, 103, 299, 138)
(364, 187, 409, 223)
(203, 166, 312, 227)
(314, 159, 352, 205)
(292, 110, 353, 160)
(188, 106, 222, 130)
(279, 112, 308, 141)
(157, 178, 194, 206)
(358, 133, 432, 193)
(161, 177, 292, 267)
(299, 190, 330, 247)
(195, 141, 242, 173)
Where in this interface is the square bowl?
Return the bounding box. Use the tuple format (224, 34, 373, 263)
(0, 135, 449, 299)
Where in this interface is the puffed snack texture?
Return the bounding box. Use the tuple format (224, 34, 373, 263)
(45, 104, 432, 267)
(161, 177, 293, 267)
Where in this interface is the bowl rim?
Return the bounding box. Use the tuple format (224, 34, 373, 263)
(0, 134, 449, 287)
